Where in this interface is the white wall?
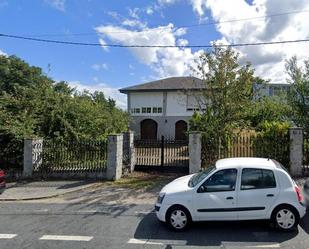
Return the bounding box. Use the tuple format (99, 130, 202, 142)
(129, 92, 163, 116)
(166, 91, 194, 116)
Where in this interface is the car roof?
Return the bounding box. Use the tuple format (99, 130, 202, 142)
(215, 157, 277, 170)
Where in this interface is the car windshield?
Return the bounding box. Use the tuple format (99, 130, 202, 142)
(188, 166, 216, 188)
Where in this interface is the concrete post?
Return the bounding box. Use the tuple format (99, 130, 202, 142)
(189, 132, 201, 174)
(106, 134, 123, 180)
(23, 138, 43, 178)
(289, 127, 303, 176)
(123, 131, 135, 173)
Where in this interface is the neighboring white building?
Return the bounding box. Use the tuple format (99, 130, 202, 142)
(120, 77, 290, 140)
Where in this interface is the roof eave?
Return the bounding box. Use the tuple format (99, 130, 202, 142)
(119, 88, 205, 94)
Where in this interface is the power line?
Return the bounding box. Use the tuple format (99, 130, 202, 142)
(13, 9, 309, 37)
(180, 9, 309, 28)
(1, 33, 309, 48)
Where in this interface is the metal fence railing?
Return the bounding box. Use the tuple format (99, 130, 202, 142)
(34, 139, 108, 174)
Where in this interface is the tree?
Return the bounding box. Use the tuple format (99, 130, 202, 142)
(0, 55, 129, 141)
(190, 46, 258, 137)
(285, 56, 309, 136)
(244, 95, 292, 130)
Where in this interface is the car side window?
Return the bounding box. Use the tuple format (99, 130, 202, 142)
(200, 169, 237, 192)
(241, 168, 276, 190)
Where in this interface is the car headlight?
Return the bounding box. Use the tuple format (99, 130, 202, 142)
(157, 193, 165, 204)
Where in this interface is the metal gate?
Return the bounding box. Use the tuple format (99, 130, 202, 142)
(134, 136, 189, 172)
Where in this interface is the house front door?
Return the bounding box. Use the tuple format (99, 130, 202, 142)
(140, 119, 157, 140)
(175, 120, 187, 140)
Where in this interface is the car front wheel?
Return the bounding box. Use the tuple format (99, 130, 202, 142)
(271, 205, 299, 231)
(166, 206, 191, 231)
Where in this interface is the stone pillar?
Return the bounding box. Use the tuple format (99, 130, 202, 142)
(189, 132, 201, 174)
(23, 138, 43, 178)
(289, 127, 303, 176)
(106, 134, 123, 180)
(123, 131, 135, 173)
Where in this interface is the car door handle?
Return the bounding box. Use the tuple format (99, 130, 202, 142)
(266, 194, 274, 197)
(226, 196, 234, 200)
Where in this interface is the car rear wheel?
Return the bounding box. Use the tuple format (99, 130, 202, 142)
(166, 206, 191, 231)
(271, 205, 299, 231)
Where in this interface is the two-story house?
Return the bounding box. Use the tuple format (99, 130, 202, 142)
(120, 77, 290, 140)
(120, 77, 204, 140)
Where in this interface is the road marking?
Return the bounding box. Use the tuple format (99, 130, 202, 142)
(127, 238, 163, 245)
(0, 234, 17, 239)
(246, 244, 280, 248)
(39, 235, 93, 241)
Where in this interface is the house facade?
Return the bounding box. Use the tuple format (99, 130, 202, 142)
(120, 77, 290, 140)
(120, 77, 204, 140)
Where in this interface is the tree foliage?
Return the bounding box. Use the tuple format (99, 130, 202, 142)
(285, 56, 309, 136)
(244, 95, 292, 130)
(0, 55, 128, 141)
(190, 46, 257, 138)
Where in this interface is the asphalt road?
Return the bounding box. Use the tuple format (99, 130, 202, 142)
(0, 199, 309, 249)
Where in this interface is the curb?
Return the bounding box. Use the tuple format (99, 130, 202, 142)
(0, 182, 104, 201)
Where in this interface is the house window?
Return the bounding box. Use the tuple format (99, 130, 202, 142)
(158, 107, 162, 113)
(142, 107, 146, 113)
(147, 107, 151, 113)
(187, 94, 207, 111)
(135, 108, 140, 114)
(153, 107, 158, 113)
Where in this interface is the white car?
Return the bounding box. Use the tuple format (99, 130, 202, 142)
(155, 157, 306, 231)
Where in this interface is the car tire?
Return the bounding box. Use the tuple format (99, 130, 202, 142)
(271, 205, 299, 232)
(166, 205, 191, 231)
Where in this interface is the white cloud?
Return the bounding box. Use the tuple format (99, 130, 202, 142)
(68, 81, 127, 109)
(95, 23, 203, 78)
(158, 0, 179, 5)
(146, 7, 154, 15)
(107, 11, 120, 20)
(122, 19, 146, 29)
(92, 63, 108, 71)
(0, 49, 7, 56)
(155, 0, 309, 82)
(44, 0, 65, 11)
(201, 0, 309, 82)
(190, 0, 208, 16)
(98, 38, 109, 52)
(128, 7, 140, 19)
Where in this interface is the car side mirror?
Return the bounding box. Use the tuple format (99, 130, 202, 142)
(198, 185, 206, 193)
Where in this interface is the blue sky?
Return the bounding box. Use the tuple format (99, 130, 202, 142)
(1, 0, 309, 108)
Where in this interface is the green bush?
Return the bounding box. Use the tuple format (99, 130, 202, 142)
(253, 121, 291, 169)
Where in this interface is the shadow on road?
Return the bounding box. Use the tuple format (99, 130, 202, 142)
(133, 212, 308, 247)
(56, 180, 94, 189)
(300, 208, 309, 234)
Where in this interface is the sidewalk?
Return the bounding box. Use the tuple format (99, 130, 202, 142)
(0, 180, 102, 201)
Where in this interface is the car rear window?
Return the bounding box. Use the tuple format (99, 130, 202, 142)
(241, 168, 276, 190)
(272, 159, 290, 174)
